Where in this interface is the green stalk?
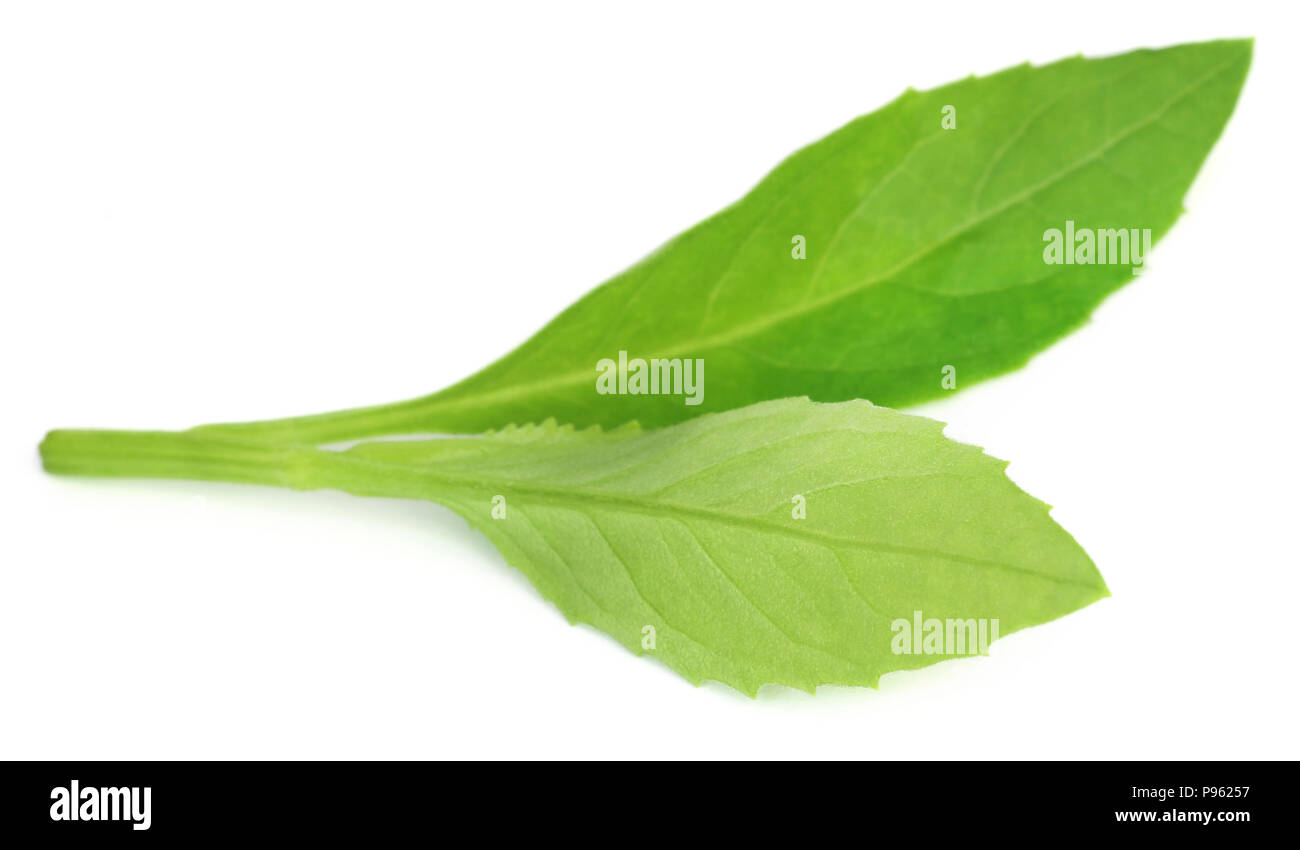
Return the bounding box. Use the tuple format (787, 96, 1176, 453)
(187, 393, 468, 445)
(183, 367, 592, 444)
(38, 428, 450, 501)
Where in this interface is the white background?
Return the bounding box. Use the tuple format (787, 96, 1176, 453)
(2, 1, 1297, 760)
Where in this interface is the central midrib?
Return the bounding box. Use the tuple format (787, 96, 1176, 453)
(331, 451, 1104, 593)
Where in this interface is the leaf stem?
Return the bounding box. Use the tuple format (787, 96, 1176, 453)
(40, 429, 306, 487)
(38, 428, 444, 502)
(187, 394, 461, 445)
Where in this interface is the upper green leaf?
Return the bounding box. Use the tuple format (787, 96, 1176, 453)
(197, 39, 1250, 443)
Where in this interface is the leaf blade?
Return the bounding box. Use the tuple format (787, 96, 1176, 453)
(350, 399, 1107, 694)
(196, 39, 1250, 443)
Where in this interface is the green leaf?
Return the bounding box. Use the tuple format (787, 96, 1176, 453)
(41, 399, 1108, 694)
(194, 39, 1250, 444)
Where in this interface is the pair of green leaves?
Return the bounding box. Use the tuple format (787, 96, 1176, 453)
(41, 39, 1250, 694)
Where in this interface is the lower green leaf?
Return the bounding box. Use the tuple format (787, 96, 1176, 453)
(40, 398, 1106, 694)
